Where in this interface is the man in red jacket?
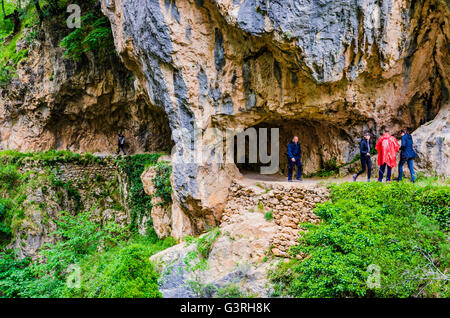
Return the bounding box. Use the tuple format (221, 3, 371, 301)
(375, 128, 399, 182)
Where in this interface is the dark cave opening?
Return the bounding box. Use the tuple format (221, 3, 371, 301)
(234, 119, 355, 176)
(49, 98, 174, 155)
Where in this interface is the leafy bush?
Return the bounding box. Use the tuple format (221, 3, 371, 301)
(310, 153, 362, 178)
(0, 5, 13, 39)
(217, 284, 245, 298)
(0, 210, 173, 298)
(151, 162, 173, 205)
(0, 3, 36, 87)
(60, 13, 114, 61)
(24, 28, 39, 45)
(0, 165, 21, 190)
(0, 199, 13, 242)
(89, 244, 161, 298)
(270, 182, 449, 298)
(0, 151, 177, 298)
(0, 64, 13, 86)
(264, 211, 273, 221)
(419, 187, 449, 229)
(0, 250, 34, 298)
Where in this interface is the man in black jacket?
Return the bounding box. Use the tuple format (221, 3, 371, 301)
(397, 129, 418, 183)
(353, 132, 372, 182)
(116, 133, 126, 155)
(286, 136, 302, 182)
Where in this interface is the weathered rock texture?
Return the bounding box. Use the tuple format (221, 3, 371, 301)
(413, 104, 450, 176)
(151, 210, 278, 298)
(102, 0, 449, 237)
(0, 16, 172, 154)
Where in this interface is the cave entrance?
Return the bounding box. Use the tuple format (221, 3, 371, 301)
(234, 119, 352, 177)
(50, 99, 174, 155)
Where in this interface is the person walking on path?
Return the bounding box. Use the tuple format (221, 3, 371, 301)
(287, 136, 302, 182)
(397, 129, 418, 183)
(116, 133, 127, 155)
(353, 131, 372, 182)
(375, 128, 399, 182)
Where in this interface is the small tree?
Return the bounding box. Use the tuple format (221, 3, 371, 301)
(1, 0, 20, 35)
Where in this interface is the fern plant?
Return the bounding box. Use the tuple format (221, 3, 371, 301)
(60, 13, 114, 61)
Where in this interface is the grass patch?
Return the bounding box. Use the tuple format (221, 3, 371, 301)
(264, 211, 273, 221)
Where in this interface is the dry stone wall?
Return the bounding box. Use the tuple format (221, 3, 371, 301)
(223, 181, 330, 257)
(8, 158, 130, 259)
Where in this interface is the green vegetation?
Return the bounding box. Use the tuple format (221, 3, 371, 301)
(186, 280, 218, 298)
(1, 149, 448, 299)
(151, 161, 173, 206)
(0, 1, 40, 86)
(0, 149, 106, 166)
(115, 153, 169, 230)
(64, 235, 174, 298)
(310, 156, 357, 178)
(0, 151, 176, 298)
(264, 211, 273, 221)
(0, 1, 26, 84)
(0, 0, 115, 87)
(270, 182, 450, 298)
(60, 9, 115, 61)
(257, 201, 264, 211)
(184, 227, 221, 272)
(0, 211, 173, 298)
(217, 283, 247, 298)
(0, 150, 114, 243)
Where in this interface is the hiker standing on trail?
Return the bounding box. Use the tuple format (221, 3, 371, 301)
(117, 133, 126, 155)
(353, 131, 372, 182)
(287, 136, 302, 182)
(396, 129, 418, 183)
(375, 128, 399, 182)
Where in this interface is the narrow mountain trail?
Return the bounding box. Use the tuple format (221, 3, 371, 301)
(240, 171, 355, 188)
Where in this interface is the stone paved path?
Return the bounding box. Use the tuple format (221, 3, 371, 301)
(240, 171, 355, 188)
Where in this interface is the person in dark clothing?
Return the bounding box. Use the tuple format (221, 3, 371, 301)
(397, 129, 418, 183)
(117, 133, 126, 155)
(287, 136, 302, 182)
(353, 132, 372, 182)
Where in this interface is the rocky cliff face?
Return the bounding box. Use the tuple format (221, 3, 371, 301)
(102, 0, 449, 236)
(0, 16, 172, 154)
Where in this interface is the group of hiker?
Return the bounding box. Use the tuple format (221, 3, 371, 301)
(286, 128, 418, 183)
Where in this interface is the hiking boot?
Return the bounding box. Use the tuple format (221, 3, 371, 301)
(367, 178, 371, 182)
(288, 179, 293, 182)
(296, 178, 303, 182)
(352, 174, 357, 182)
